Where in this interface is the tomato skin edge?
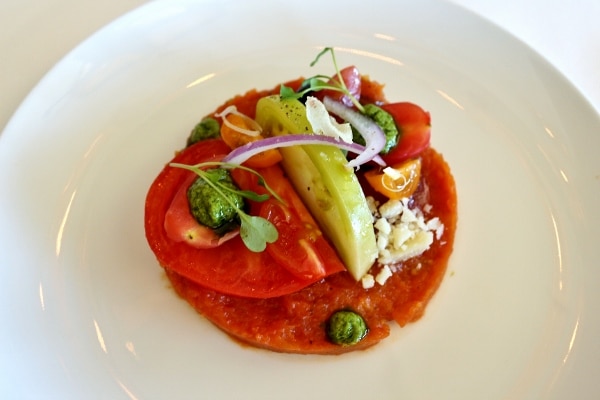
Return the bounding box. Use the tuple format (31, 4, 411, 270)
(315, 65, 362, 108)
(144, 139, 345, 299)
(380, 102, 431, 165)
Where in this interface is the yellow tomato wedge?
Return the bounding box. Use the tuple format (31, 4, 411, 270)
(365, 158, 422, 200)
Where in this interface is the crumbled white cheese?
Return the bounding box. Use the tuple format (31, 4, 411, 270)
(368, 196, 444, 267)
(361, 273, 375, 289)
(359, 196, 445, 290)
(426, 217, 445, 240)
(366, 196, 379, 218)
(379, 199, 404, 219)
(373, 217, 391, 235)
(375, 265, 393, 285)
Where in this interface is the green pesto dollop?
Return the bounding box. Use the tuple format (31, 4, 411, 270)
(187, 117, 220, 146)
(326, 310, 368, 346)
(352, 103, 398, 154)
(187, 168, 244, 234)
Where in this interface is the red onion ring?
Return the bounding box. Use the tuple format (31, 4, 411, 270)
(222, 134, 385, 167)
(322, 96, 387, 168)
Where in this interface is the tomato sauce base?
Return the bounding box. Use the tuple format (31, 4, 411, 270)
(153, 78, 458, 355)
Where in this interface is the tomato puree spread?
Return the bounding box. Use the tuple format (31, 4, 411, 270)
(166, 145, 456, 354)
(145, 71, 457, 354)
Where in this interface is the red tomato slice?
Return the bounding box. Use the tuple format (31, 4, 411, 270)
(163, 173, 240, 249)
(144, 139, 345, 298)
(316, 65, 361, 108)
(381, 102, 431, 164)
(260, 195, 327, 281)
(232, 164, 342, 282)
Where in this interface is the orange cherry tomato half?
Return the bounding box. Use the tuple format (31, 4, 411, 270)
(364, 158, 422, 200)
(220, 113, 282, 168)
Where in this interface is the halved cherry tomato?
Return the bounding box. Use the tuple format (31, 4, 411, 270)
(364, 158, 422, 200)
(260, 200, 326, 281)
(144, 139, 344, 299)
(220, 113, 282, 168)
(232, 164, 341, 282)
(381, 102, 431, 165)
(163, 173, 240, 248)
(316, 65, 362, 108)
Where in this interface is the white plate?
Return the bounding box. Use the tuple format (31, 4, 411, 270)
(1, 0, 599, 398)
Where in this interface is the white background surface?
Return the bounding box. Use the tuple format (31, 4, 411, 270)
(1, 0, 599, 134)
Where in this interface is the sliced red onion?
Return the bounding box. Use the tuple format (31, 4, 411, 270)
(222, 134, 385, 167)
(323, 96, 387, 168)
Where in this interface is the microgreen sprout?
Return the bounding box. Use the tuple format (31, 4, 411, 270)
(169, 161, 283, 252)
(280, 47, 364, 112)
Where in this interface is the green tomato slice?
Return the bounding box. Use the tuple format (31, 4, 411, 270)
(255, 95, 377, 281)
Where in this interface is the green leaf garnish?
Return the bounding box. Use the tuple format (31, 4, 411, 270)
(169, 161, 281, 252)
(280, 47, 364, 112)
(309, 47, 332, 67)
(279, 84, 298, 99)
(235, 190, 270, 202)
(176, 161, 285, 204)
(239, 214, 278, 252)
